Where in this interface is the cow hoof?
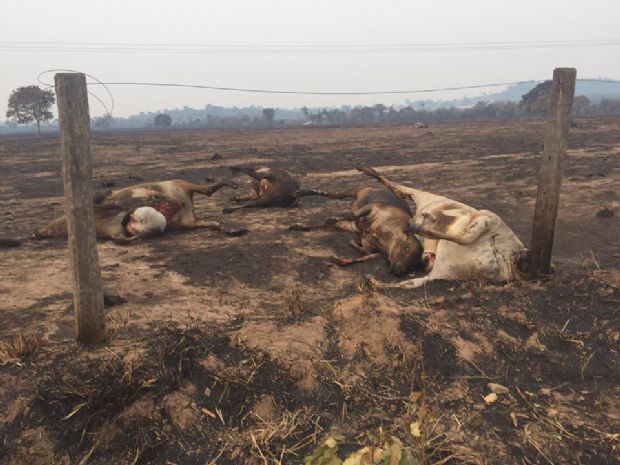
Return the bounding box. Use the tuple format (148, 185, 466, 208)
(225, 228, 249, 237)
(328, 256, 352, 266)
(355, 166, 379, 179)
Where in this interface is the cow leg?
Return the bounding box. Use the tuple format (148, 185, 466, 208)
(355, 166, 417, 201)
(365, 273, 435, 290)
(348, 239, 372, 254)
(300, 188, 357, 200)
(111, 234, 139, 245)
(328, 239, 380, 266)
(295, 188, 330, 198)
(288, 223, 326, 231)
(329, 253, 382, 267)
(179, 218, 248, 236)
(288, 213, 355, 232)
(415, 214, 492, 245)
(32, 217, 68, 239)
(222, 198, 273, 214)
(183, 180, 238, 197)
(351, 204, 374, 218)
(231, 193, 259, 202)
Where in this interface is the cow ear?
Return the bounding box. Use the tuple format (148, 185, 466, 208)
(515, 248, 530, 273)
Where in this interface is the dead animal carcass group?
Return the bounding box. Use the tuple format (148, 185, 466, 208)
(5, 163, 530, 289)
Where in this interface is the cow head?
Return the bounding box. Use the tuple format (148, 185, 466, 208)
(387, 232, 424, 276)
(125, 207, 166, 237)
(514, 248, 531, 276)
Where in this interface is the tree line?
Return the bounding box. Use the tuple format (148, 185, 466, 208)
(4, 82, 620, 134)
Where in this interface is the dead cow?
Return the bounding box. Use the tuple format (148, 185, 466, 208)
(222, 166, 326, 213)
(357, 166, 529, 289)
(33, 179, 248, 243)
(290, 186, 424, 276)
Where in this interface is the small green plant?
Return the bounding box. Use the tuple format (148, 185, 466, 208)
(304, 435, 419, 465)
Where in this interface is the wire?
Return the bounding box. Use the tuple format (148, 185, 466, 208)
(89, 80, 535, 96)
(37, 69, 114, 116)
(4, 39, 620, 48)
(3, 39, 620, 54)
(65, 78, 620, 97)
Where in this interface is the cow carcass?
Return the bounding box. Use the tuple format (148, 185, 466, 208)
(33, 179, 248, 242)
(222, 166, 327, 213)
(356, 166, 529, 289)
(290, 186, 425, 276)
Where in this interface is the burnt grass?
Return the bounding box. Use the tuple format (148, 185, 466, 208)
(1, 119, 620, 464)
(2, 272, 617, 464)
(1, 320, 421, 465)
(13, 324, 333, 465)
(397, 273, 620, 465)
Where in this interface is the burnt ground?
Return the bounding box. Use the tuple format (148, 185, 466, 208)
(0, 119, 619, 465)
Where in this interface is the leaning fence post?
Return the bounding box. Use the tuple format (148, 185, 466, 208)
(529, 68, 577, 279)
(55, 73, 105, 346)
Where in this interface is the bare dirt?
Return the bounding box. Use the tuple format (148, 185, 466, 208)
(1, 119, 619, 464)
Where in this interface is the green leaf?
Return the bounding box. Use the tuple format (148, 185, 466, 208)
(304, 436, 343, 465)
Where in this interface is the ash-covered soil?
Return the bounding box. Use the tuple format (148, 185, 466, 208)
(1, 119, 619, 464)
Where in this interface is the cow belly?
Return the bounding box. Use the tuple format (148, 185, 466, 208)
(153, 201, 183, 224)
(431, 241, 499, 280)
(432, 236, 520, 282)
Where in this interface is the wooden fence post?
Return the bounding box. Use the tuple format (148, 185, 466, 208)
(529, 68, 577, 279)
(55, 73, 105, 346)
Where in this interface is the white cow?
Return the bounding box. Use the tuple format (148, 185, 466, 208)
(356, 167, 529, 289)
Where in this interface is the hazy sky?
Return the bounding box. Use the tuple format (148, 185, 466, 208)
(1, 0, 619, 117)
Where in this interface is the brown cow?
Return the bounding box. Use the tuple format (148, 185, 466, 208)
(33, 179, 248, 243)
(222, 166, 327, 214)
(356, 166, 529, 289)
(290, 186, 425, 276)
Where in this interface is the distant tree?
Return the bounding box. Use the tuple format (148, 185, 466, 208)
(93, 114, 113, 130)
(572, 95, 592, 116)
(154, 113, 172, 128)
(262, 108, 275, 126)
(373, 104, 386, 121)
(520, 81, 553, 116)
(6, 85, 55, 135)
(596, 98, 620, 116)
